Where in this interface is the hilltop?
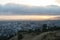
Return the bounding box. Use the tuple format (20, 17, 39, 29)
(9, 30, 60, 40)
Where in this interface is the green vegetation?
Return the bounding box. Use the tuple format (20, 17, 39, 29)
(42, 24, 47, 32)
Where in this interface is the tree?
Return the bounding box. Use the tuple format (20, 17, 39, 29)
(17, 31, 23, 40)
(42, 24, 47, 32)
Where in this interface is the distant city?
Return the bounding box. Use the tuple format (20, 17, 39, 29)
(0, 20, 60, 39)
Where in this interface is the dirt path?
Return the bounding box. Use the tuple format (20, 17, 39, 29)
(32, 31, 56, 40)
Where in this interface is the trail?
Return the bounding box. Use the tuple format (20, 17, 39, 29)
(32, 31, 56, 40)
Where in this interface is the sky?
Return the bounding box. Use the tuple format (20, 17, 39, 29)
(0, 0, 60, 6)
(0, 0, 60, 15)
(0, 0, 60, 20)
(0, 15, 59, 20)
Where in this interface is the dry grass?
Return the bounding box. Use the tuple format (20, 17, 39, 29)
(9, 31, 60, 40)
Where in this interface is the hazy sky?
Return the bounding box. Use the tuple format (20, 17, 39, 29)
(0, 15, 59, 20)
(0, 0, 60, 6)
(0, 0, 60, 20)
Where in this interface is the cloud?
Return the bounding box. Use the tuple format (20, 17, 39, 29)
(55, 0, 60, 4)
(0, 3, 60, 15)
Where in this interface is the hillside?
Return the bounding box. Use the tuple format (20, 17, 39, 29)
(9, 30, 60, 40)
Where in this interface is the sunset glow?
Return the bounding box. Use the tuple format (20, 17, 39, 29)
(0, 0, 60, 20)
(0, 15, 57, 20)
